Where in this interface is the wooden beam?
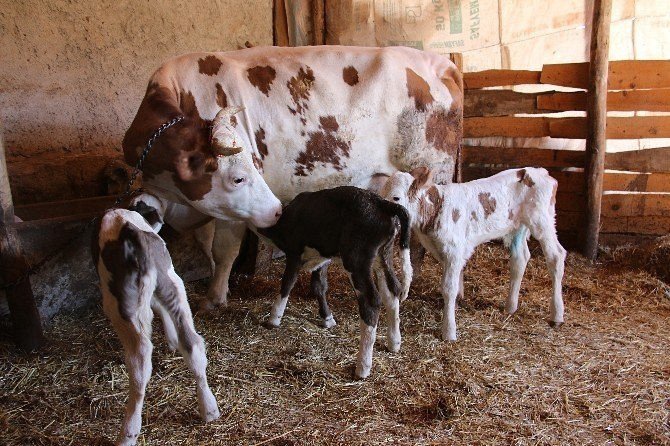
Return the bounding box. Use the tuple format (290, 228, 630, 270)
(464, 117, 550, 137)
(605, 147, 670, 173)
(582, 0, 612, 259)
(550, 116, 670, 139)
(463, 70, 541, 89)
(541, 60, 670, 90)
(464, 90, 548, 117)
(537, 89, 670, 112)
(311, 0, 325, 45)
(603, 172, 670, 192)
(462, 146, 585, 168)
(601, 193, 670, 217)
(0, 124, 46, 351)
(273, 0, 290, 46)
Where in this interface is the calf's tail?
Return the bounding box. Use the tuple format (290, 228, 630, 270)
(379, 201, 413, 301)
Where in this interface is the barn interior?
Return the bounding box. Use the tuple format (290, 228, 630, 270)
(1, 1, 669, 445)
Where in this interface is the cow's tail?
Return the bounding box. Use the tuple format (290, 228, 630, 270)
(380, 200, 413, 301)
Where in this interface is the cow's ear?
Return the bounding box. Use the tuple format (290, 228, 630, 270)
(174, 150, 206, 181)
(410, 166, 433, 188)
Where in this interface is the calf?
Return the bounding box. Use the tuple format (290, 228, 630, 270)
(257, 186, 412, 379)
(93, 207, 220, 446)
(382, 167, 565, 341)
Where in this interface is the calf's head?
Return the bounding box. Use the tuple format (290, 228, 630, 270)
(381, 167, 434, 223)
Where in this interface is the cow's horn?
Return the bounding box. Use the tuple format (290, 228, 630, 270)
(212, 143, 243, 157)
(213, 105, 245, 128)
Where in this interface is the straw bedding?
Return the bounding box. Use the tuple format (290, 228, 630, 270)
(1, 242, 669, 445)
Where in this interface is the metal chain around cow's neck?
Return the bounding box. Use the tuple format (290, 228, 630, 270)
(0, 115, 185, 291)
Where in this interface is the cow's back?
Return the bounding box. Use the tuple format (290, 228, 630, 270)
(143, 46, 462, 202)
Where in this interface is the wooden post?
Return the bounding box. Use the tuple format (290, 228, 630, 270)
(582, 0, 612, 259)
(450, 53, 464, 183)
(312, 0, 325, 45)
(0, 124, 46, 351)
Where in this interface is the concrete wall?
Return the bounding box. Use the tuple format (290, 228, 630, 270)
(0, 0, 272, 203)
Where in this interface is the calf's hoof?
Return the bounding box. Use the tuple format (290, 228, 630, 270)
(201, 406, 221, 423)
(387, 341, 401, 353)
(354, 364, 372, 380)
(116, 433, 139, 446)
(263, 317, 282, 329)
(321, 315, 337, 329)
(441, 331, 458, 342)
(505, 303, 518, 315)
(548, 320, 563, 328)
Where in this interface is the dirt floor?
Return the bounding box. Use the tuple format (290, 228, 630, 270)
(1, 243, 669, 445)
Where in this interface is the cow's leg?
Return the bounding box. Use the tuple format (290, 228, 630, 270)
(532, 229, 566, 327)
(441, 258, 464, 341)
(507, 227, 531, 315)
(267, 254, 301, 327)
(103, 296, 153, 446)
(347, 256, 381, 379)
(159, 268, 220, 422)
(311, 265, 336, 328)
(204, 220, 246, 309)
(193, 222, 215, 276)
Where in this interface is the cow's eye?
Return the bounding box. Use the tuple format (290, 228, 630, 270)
(393, 196, 400, 202)
(234, 177, 245, 184)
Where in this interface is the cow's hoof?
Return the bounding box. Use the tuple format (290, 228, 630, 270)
(549, 320, 563, 328)
(321, 315, 337, 329)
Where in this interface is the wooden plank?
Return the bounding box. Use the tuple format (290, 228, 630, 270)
(311, 0, 325, 45)
(556, 192, 585, 213)
(603, 172, 670, 192)
(602, 193, 670, 217)
(537, 89, 670, 112)
(550, 116, 670, 139)
(541, 60, 670, 89)
(462, 146, 584, 168)
(464, 90, 545, 117)
(605, 147, 670, 173)
(14, 195, 115, 221)
(463, 70, 541, 89)
(0, 124, 46, 351)
(464, 117, 550, 137)
(601, 215, 670, 235)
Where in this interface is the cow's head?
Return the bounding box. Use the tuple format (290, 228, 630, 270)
(127, 102, 282, 228)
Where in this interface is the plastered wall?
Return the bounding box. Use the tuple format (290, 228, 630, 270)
(0, 0, 272, 203)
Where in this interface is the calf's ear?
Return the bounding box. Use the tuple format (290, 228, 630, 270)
(410, 166, 433, 188)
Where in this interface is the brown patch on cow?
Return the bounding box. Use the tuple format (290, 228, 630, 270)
(425, 107, 462, 157)
(418, 185, 444, 232)
(517, 169, 535, 187)
(121, 82, 217, 200)
(247, 65, 276, 96)
(198, 55, 222, 76)
(287, 66, 315, 117)
(252, 153, 263, 173)
(343, 66, 359, 86)
(452, 208, 461, 223)
(215, 83, 227, 108)
(229, 115, 237, 127)
(470, 211, 478, 222)
(294, 116, 350, 176)
(319, 116, 339, 132)
(478, 192, 497, 218)
(406, 68, 434, 112)
(255, 127, 268, 159)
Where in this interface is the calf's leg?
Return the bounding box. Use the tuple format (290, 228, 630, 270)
(375, 242, 401, 353)
(441, 259, 464, 341)
(159, 268, 220, 422)
(528, 222, 566, 326)
(507, 227, 531, 315)
(311, 265, 336, 328)
(349, 261, 381, 379)
(267, 254, 301, 327)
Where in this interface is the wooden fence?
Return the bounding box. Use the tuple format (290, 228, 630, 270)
(460, 60, 670, 245)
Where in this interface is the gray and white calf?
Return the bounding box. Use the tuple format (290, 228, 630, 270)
(257, 186, 412, 379)
(382, 167, 566, 341)
(92, 207, 220, 446)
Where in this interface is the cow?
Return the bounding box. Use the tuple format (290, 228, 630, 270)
(92, 207, 220, 446)
(381, 167, 566, 341)
(257, 186, 412, 379)
(122, 45, 462, 310)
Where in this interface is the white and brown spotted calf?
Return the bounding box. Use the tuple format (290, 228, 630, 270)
(123, 45, 462, 310)
(382, 167, 566, 341)
(92, 208, 220, 446)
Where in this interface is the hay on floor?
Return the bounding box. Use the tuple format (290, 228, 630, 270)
(1, 243, 669, 445)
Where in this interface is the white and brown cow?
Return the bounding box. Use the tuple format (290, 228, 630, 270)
(382, 167, 566, 341)
(122, 45, 462, 309)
